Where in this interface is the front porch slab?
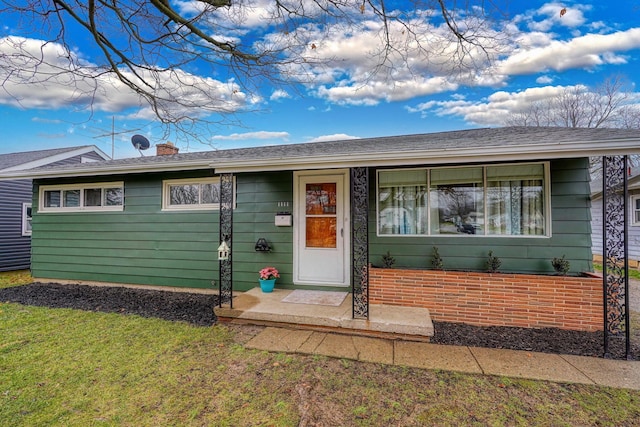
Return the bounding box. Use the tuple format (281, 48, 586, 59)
(215, 287, 434, 340)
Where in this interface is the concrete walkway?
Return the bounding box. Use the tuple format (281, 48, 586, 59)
(218, 287, 640, 390)
(246, 327, 640, 391)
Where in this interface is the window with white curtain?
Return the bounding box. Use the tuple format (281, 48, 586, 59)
(378, 169, 428, 235)
(486, 164, 545, 236)
(377, 163, 549, 237)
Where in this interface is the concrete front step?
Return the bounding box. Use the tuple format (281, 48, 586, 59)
(214, 287, 434, 340)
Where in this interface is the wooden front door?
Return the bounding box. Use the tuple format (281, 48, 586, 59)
(294, 170, 350, 286)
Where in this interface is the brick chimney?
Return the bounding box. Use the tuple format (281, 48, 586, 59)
(156, 141, 179, 156)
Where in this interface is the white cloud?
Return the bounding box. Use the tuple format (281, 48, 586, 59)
(536, 75, 554, 84)
(496, 28, 640, 76)
(3, 3, 640, 119)
(407, 84, 622, 126)
(519, 2, 589, 32)
(270, 3, 640, 107)
(0, 36, 250, 120)
(270, 89, 291, 101)
(306, 133, 360, 142)
(210, 131, 290, 141)
(31, 117, 63, 124)
(176, 0, 276, 32)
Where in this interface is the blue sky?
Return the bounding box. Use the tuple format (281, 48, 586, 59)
(1, 1, 640, 159)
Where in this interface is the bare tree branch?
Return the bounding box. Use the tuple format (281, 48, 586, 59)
(505, 75, 639, 176)
(0, 0, 509, 142)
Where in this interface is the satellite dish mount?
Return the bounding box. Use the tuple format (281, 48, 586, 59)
(131, 134, 150, 156)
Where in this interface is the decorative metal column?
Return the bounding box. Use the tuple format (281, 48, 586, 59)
(602, 155, 631, 359)
(218, 173, 234, 308)
(351, 167, 369, 319)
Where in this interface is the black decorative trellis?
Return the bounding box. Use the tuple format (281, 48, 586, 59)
(218, 173, 233, 308)
(351, 167, 369, 319)
(602, 155, 631, 359)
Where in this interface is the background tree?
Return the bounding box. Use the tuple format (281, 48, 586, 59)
(0, 0, 509, 141)
(505, 75, 632, 129)
(505, 75, 639, 175)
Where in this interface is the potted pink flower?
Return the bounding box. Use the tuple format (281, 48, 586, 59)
(258, 266, 279, 292)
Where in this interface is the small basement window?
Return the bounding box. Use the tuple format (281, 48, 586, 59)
(39, 182, 124, 212)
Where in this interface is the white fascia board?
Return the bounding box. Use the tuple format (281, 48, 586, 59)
(0, 160, 213, 180)
(213, 140, 640, 173)
(0, 146, 111, 173)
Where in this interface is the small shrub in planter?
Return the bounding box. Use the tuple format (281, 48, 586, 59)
(431, 246, 444, 270)
(551, 255, 570, 275)
(381, 251, 396, 268)
(486, 251, 502, 273)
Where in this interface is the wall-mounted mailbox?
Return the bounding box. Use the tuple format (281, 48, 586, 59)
(275, 213, 292, 227)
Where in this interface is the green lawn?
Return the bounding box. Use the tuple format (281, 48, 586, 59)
(1, 270, 640, 426)
(593, 262, 640, 280)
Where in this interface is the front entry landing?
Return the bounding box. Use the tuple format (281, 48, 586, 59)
(214, 287, 434, 340)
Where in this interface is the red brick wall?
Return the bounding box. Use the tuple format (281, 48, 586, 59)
(369, 267, 603, 331)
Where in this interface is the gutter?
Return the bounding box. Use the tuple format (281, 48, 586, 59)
(3, 137, 640, 179)
(212, 140, 640, 173)
(0, 159, 214, 180)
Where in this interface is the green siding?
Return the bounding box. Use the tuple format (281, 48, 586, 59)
(32, 170, 295, 291)
(32, 172, 219, 289)
(31, 158, 594, 291)
(368, 159, 593, 274)
(232, 172, 293, 291)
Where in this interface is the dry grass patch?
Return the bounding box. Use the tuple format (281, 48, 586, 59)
(0, 270, 32, 289)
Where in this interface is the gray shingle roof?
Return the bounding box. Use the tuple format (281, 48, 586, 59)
(0, 146, 97, 171)
(3, 127, 640, 179)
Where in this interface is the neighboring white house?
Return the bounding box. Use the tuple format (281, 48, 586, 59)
(591, 166, 640, 269)
(0, 145, 110, 271)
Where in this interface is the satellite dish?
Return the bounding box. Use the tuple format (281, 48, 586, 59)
(131, 134, 150, 151)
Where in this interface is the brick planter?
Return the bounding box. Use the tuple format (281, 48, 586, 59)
(369, 267, 603, 331)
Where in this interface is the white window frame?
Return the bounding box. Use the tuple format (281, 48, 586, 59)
(632, 195, 640, 226)
(376, 162, 551, 238)
(22, 203, 32, 236)
(38, 182, 124, 213)
(162, 177, 232, 211)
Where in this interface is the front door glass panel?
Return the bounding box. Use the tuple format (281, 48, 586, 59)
(305, 183, 337, 248)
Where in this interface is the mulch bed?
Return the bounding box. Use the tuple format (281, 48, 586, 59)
(1, 282, 636, 359)
(0, 282, 217, 327)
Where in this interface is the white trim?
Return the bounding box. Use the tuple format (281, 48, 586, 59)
(212, 140, 640, 173)
(21, 203, 32, 236)
(3, 137, 640, 179)
(376, 162, 551, 238)
(161, 177, 224, 211)
(293, 169, 350, 287)
(0, 159, 213, 180)
(38, 182, 124, 213)
(632, 195, 640, 226)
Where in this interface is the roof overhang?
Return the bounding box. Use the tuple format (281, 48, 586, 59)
(2, 130, 640, 180)
(0, 159, 214, 180)
(212, 138, 640, 173)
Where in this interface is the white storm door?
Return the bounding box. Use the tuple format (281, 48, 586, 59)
(294, 171, 350, 286)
